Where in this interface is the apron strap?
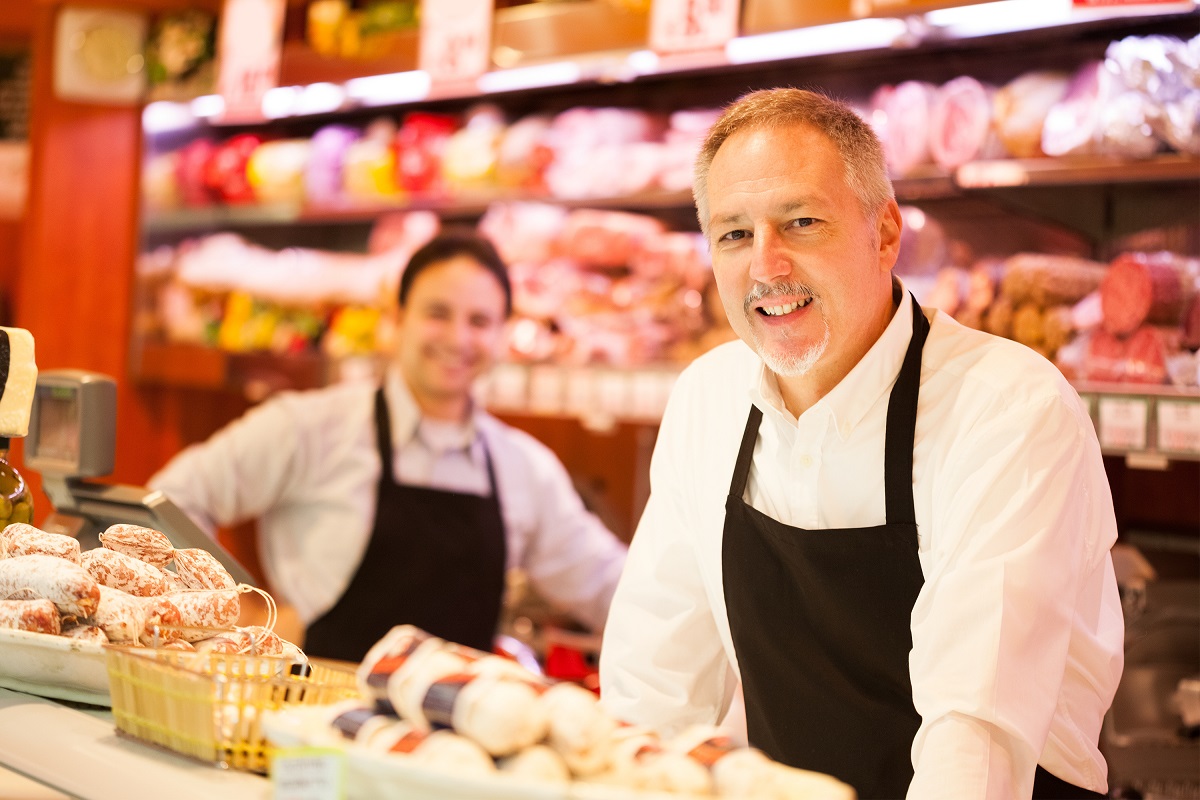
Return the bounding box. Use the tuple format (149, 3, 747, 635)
(729, 405, 764, 499)
(883, 294, 930, 527)
(374, 387, 395, 484)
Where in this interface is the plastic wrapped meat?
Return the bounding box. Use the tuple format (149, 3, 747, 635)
(929, 75, 1004, 170)
(246, 139, 312, 204)
(304, 124, 359, 204)
(496, 744, 571, 783)
(559, 209, 665, 269)
(395, 112, 458, 194)
(893, 206, 947, 277)
(541, 681, 617, 777)
(203, 133, 263, 203)
(420, 671, 549, 756)
(1042, 61, 1116, 157)
(993, 71, 1071, 158)
(495, 114, 553, 190)
(442, 104, 505, 190)
(878, 81, 937, 176)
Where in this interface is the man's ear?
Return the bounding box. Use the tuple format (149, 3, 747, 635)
(877, 200, 903, 273)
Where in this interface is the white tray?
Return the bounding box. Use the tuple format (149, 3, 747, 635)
(0, 627, 110, 706)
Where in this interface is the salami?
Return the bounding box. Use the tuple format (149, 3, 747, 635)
(2, 527, 82, 564)
(1084, 329, 1128, 383)
(173, 548, 237, 590)
(0, 555, 100, 617)
(1101, 252, 1193, 336)
(99, 524, 175, 568)
(0, 597, 60, 634)
(993, 71, 1071, 158)
(164, 589, 241, 642)
(60, 622, 108, 644)
(929, 76, 1002, 170)
(82, 547, 171, 596)
(90, 585, 148, 643)
(1123, 326, 1174, 385)
(879, 81, 937, 177)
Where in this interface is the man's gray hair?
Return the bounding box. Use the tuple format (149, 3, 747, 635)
(693, 88, 894, 236)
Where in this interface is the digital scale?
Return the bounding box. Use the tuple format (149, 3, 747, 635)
(25, 368, 256, 587)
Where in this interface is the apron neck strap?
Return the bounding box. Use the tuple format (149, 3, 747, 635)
(883, 293, 929, 527)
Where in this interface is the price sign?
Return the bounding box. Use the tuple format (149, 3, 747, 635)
(486, 363, 529, 411)
(1097, 396, 1149, 452)
(650, 0, 741, 55)
(419, 0, 493, 84)
(1157, 399, 1200, 455)
(528, 366, 565, 415)
(215, 0, 285, 122)
(271, 747, 345, 800)
(564, 368, 596, 418)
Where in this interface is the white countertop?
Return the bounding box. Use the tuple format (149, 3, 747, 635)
(0, 688, 270, 800)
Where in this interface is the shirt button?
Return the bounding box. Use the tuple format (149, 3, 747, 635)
(799, 455, 813, 468)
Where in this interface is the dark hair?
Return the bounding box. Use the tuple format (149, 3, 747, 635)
(398, 230, 513, 316)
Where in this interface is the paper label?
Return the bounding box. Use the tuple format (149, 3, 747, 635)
(419, 0, 493, 83)
(271, 747, 345, 800)
(1098, 396, 1148, 451)
(215, 0, 285, 123)
(1156, 399, 1200, 455)
(649, 0, 741, 54)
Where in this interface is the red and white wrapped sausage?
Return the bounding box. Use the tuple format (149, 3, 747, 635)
(173, 548, 237, 590)
(164, 589, 240, 642)
(0, 555, 100, 617)
(89, 585, 183, 645)
(99, 524, 175, 568)
(81, 547, 171, 597)
(1, 525, 81, 564)
(0, 597, 60, 634)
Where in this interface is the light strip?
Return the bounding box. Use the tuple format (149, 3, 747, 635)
(142, 101, 196, 133)
(477, 61, 582, 94)
(189, 94, 225, 118)
(925, 0, 1075, 37)
(344, 70, 432, 106)
(261, 86, 301, 119)
(726, 17, 909, 64)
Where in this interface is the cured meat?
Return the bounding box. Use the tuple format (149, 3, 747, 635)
(173, 548, 237, 590)
(88, 585, 183, 645)
(2, 526, 81, 564)
(1183, 293, 1200, 351)
(60, 622, 107, 643)
(0, 326, 37, 438)
(879, 81, 938, 177)
(1101, 252, 1193, 336)
(81, 547, 171, 596)
(929, 76, 1002, 170)
(993, 72, 1070, 159)
(164, 589, 240, 642)
(99, 524, 175, 568)
(1124, 325, 1174, 385)
(1084, 329, 1128, 383)
(1001, 253, 1108, 309)
(0, 555, 100, 617)
(1041, 61, 1112, 157)
(421, 672, 549, 756)
(0, 597, 60, 634)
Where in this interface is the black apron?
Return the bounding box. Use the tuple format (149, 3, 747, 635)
(722, 294, 1104, 800)
(304, 388, 507, 663)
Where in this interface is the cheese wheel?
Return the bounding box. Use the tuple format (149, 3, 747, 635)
(0, 327, 36, 438)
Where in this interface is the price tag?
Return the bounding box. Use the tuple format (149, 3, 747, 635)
(649, 0, 741, 55)
(564, 368, 596, 417)
(595, 370, 630, 417)
(419, 0, 493, 84)
(1157, 399, 1200, 455)
(271, 747, 345, 800)
(215, 0, 286, 123)
(1097, 396, 1149, 452)
(486, 363, 529, 411)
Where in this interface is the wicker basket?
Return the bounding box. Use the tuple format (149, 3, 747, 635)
(105, 646, 360, 772)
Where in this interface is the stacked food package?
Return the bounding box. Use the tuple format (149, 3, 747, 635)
(0, 522, 299, 656)
(261, 625, 855, 799)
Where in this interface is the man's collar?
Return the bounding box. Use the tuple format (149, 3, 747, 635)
(384, 368, 480, 451)
(749, 277, 919, 438)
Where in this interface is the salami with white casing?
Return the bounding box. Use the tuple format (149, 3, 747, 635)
(1, 526, 81, 564)
(164, 589, 241, 642)
(173, 548, 237, 590)
(81, 547, 171, 596)
(0, 554, 100, 617)
(0, 597, 60, 634)
(99, 524, 175, 568)
(89, 585, 184, 645)
(60, 622, 107, 644)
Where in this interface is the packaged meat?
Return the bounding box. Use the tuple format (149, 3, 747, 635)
(2, 526, 81, 564)
(993, 71, 1071, 158)
(304, 124, 359, 204)
(541, 681, 617, 777)
(173, 547, 237, 590)
(1042, 61, 1114, 157)
(1101, 251, 1194, 336)
(1084, 329, 1128, 383)
(497, 744, 571, 783)
(879, 81, 938, 176)
(1124, 325, 1176, 385)
(81, 547, 171, 596)
(0, 597, 60, 634)
(99, 523, 175, 567)
(420, 671, 549, 756)
(929, 76, 1003, 170)
(0, 554, 100, 617)
(357, 625, 440, 712)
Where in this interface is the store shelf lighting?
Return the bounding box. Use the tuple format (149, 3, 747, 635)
(477, 61, 582, 94)
(189, 94, 225, 119)
(142, 101, 196, 133)
(261, 86, 301, 119)
(344, 70, 432, 107)
(725, 17, 909, 64)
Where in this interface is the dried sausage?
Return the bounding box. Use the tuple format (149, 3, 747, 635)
(0, 555, 100, 617)
(2, 526, 81, 564)
(164, 589, 241, 642)
(0, 597, 60, 634)
(81, 547, 171, 596)
(99, 524, 175, 568)
(173, 549, 237, 590)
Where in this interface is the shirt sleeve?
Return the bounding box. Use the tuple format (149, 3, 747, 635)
(599, 372, 733, 735)
(907, 389, 1118, 800)
(507, 430, 629, 634)
(147, 394, 305, 536)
